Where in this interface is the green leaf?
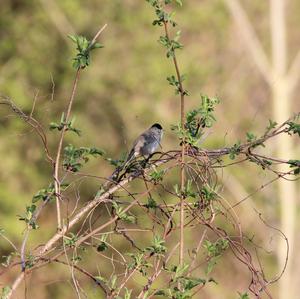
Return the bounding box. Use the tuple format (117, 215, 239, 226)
(229, 142, 241, 160)
(124, 288, 132, 299)
(238, 292, 250, 299)
(94, 275, 108, 284)
(145, 197, 157, 209)
(97, 234, 108, 252)
(172, 95, 219, 147)
(287, 121, 300, 137)
(18, 205, 39, 229)
(68, 34, 104, 69)
(246, 132, 257, 143)
(127, 252, 152, 276)
(67, 34, 77, 43)
(288, 160, 300, 175)
(63, 144, 104, 172)
(32, 183, 60, 203)
(64, 232, 78, 247)
(97, 242, 108, 252)
(203, 239, 229, 274)
(1, 285, 12, 298)
(145, 235, 167, 255)
(149, 168, 165, 183)
(206, 257, 218, 274)
(204, 239, 229, 257)
(90, 42, 104, 49)
(173, 263, 189, 280)
(112, 202, 136, 223)
(109, 275, 117, 290)
(200, 186, 217, 202)
(49, 114, 81, 136)
(182, 277, 206, 290)
(265, 119, 277, 135)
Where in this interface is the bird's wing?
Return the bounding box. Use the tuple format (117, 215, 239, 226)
(144, 130, 163, 149)
(125, 134, 146, 163)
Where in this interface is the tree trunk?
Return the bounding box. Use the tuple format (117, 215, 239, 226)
(270, 1, 296, 298)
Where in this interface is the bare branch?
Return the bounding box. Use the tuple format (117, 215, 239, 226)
(163, 17, 186, 268)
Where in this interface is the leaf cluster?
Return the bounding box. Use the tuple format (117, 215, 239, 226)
(204, 239, 229, 257)
(167, 74, 189, 95)
(200, 186, 217, 202)
(174, 179, 196, 198)
(145, 235, 167, 255)
(68, 34, 103, 69)
(1, 286, 11, 299)
(112, 202, 136, 223)
(159, 31, 183, 58)
(145, 197, 158, 209)
(18, 205, 38, 229)
(63, 232, 78, 248)
(32, 183, 57, 203)
(149, 168, 165, 184)
(204, 239, 229, 274)
(288, 160, 300, 175)
(264, 119, 277, 136)
(24, 254, 35, 269)
(172, 95, 220, 147)
(127, 252, 152, 276)
(146, 0, 182, 27)
(287, 121, 300, 137)
(229, 142, 241, 160)
(63, 144, 104, 172)
(238, 292, 250, 299)
(50, 113, 81, 136)
(96, 234, 109, 252)
(156, 263, 208, 299)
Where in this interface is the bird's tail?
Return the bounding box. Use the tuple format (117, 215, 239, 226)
(125, 148, 135, 164)
(108, 149, 135, 183)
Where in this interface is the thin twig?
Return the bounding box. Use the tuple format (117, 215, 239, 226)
(163, 17, 186, 267)
(53, 23, 108, 230)
(53, 69, 81, 230)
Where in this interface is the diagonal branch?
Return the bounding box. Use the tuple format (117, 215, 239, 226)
(224, 0, 273, 84)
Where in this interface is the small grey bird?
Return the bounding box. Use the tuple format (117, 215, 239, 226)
(125, 123, 163, 165)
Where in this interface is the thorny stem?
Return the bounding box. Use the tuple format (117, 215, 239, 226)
(163, 20, 186, 266)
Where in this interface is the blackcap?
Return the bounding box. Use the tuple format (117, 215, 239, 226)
(125, 123, 163, 165)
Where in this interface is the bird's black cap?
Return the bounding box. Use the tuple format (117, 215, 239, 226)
(151, 123, 163, 130)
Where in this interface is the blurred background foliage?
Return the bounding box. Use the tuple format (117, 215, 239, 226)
(0, 0, 299, 298)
